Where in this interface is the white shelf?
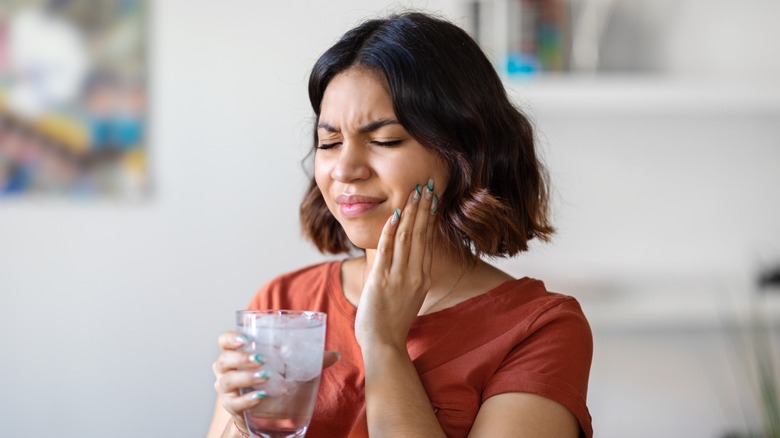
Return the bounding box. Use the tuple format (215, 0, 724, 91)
(503, 74, 780, 115)
(580, 287, 780, 333)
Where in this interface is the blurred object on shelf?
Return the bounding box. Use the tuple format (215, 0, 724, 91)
(469, 0, 572, 76)
(0, 0, 148, 199)
(759, 268, 780, 291)
(464, 0, 780, 81)
(569, 0, 617, 73)
(507, 0, 569, 75)
(757, 251, 780, 293)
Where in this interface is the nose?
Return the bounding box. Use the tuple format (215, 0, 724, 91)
(331, 141, 370, 183)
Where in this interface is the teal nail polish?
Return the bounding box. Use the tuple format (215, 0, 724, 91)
(425, 179, 434, 200)
(255, 370, 271, 380)
(413, 184, 422, 204)
(251, 354, 266, 365)
(391, 208, 401, 225)
(252, 390, 267, 399)
(431, 194, 439, 214)
(235, 334, 249, 344)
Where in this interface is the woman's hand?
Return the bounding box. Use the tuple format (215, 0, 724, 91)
(354, 179, 447, 437)
(355, 179, 437, 350)
(210, 331, 341, 436)
(212, 331, 271, 431)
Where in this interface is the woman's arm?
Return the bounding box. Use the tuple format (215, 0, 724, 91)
(207, 337, 341, 438)
(362, 347, 580, 438)
(362, 343, 446, 437)
(469, 393, 580, 438)
(356, 180, 587, 436)
(356, 181, 447, 437)
(207, 332, 266, 438)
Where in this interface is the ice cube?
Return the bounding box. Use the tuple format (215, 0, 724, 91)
(260, 368, 293, 397)
(254, 344, 285, 376)
(252, 325, 283, 346)
(280, 340, 322, 382)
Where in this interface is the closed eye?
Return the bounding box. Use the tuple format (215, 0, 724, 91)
(317, 140, 402, 149)
(372, 140, 402, 147)
(317, 142, 341, 150)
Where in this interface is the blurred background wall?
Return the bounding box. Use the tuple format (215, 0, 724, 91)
(1, 0, 778, 437)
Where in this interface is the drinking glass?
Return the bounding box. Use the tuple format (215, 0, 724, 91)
(236, 310, 327, 438)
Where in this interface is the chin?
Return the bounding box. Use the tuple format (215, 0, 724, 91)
(342, 225, 381, 251)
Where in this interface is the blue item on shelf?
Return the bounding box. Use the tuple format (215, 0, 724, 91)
(506, 52, 538, 76)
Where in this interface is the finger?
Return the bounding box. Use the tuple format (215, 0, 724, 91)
(371, 208, 400, 275)
(216, 368, 271, 394)
(423, 178, 439, 216)
(390, 187, 422, 275)
(322, 351, 342, 369)
(407, 179, 434, 270)
(423, 193, 437, 275)
(218, 331, 250, 350)
(213, 350, 265, 376)
(222, 388, 267, 415)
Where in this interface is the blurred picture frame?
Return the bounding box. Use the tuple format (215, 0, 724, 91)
(0, 0, 148, 199)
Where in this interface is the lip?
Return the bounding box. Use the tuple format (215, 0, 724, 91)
(336, 194, 384, 218)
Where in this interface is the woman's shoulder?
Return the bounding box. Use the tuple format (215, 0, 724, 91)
(420, 269, 590, 341)
(450, 276, 592, 370)
(468, 262, 586, 317)
(493, 278, 593, 358)
(494, 277, 590, 324)
(440, 272, 591, 346)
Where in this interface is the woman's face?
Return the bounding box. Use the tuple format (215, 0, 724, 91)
(314, 67, 449, 249)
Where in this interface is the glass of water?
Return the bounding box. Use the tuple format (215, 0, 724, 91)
(236, 310, 327, 438)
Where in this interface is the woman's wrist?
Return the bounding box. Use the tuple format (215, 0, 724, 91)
(360, 341, 413, 382)
(360, 339, 407, 363)
(360, 339, 446, 437)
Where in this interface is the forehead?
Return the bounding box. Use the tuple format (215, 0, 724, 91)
(319, 68, 396, 127)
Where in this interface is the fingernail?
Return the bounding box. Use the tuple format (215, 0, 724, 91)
(425, 179, 434, 199)
(250, 354, 265, 365)
(431, 195, 438, 214)
(252, 390, 267, 399)
(412, 184, 421, 205)
(235, 334, 249, 344)
(254, 370, 271, 380)
(334, 351, 342, 360)
(391, 208, 401, 225)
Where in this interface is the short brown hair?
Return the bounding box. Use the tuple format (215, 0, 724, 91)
(300, 12, 554, 264)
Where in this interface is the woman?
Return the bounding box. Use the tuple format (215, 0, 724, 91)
(209, 12, 592, 438)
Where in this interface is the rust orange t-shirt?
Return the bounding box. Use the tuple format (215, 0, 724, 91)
(248, 261, 593, 437)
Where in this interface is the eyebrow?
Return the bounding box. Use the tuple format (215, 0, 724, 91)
(317, 118, 401, 134)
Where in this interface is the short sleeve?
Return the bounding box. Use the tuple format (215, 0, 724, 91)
(482, 297, 593, 438)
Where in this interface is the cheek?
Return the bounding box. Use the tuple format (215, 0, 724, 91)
(313, 158, 335, 206)
(313, 156, 328, 189)
(434, 161, 450, 194)
(313, 169, 325, 191)
(416, 153, 449, 194)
